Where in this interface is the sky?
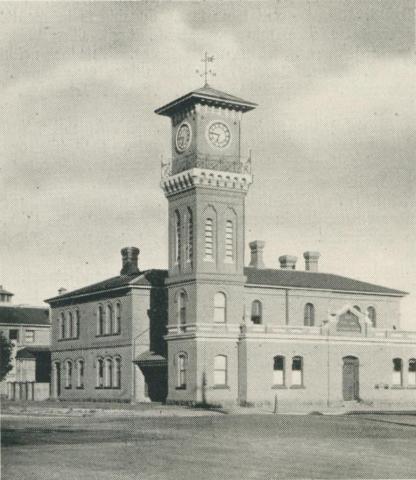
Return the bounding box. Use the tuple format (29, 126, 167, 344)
(1, 1, 415, 327)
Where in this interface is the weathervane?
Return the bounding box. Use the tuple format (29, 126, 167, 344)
(196, 52, 216, 86)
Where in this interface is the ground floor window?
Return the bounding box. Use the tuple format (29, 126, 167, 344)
(76, 359, 84, 389)
(113, 357, 121, 389)
(408, 359, 416, 386)
(392, 358, 403, 386)
(214, 355, 227, 386)
(96, 358, 104, 388)
(273, 355, 285, 386)
(291, 356, 303, 386)
(65, 360, 72, 389)
(177, 353, 187, 389)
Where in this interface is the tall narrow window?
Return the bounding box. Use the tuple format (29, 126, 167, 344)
(205, 218, 214, 260)
(291, 356, 303, 386)
(65, 360, 72, 388)
(177, 353, 187, 389)
(214, 292, 226, 323)
(367, 306, 376, 327)
(74, 310, 80, 339)
(214, 355, 227, 386)
(67, 312, 73, 338)
(408, 359, 416, 386)
(177, 291, 187, 329)
(104, 358, 112, 388)
(187, 208, 193, 263)
(114, 303, 121, 334)
(113, 357, 121, 388)
(225, 220, 234, 261)
(273, 355, 285, 386)
(96, 358, 104, 388)
(76, 359, 84, 388)
(97, 305, 104, 336)
(59, 313, 65, 340)
(105, 304, 113, 335)
(251, 300, 262, 324)
(304, 303, 315, 326)
(392, 358, 403, 386)
(175, 211, 181, 264)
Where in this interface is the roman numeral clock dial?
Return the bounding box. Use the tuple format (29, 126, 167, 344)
(207, 121, 231, 148)
(175, 122, 192, 153)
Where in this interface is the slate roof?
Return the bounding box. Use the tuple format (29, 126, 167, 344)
(243, 267, 407, 296)
(155, 85, 257, 117)
(0, 306, 50, 325)
(46, 270, 168, 303)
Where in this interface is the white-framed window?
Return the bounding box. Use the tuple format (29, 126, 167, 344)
(104, 358, 112, 388)
(291, 356, 303, 386)
(65, 360, 73, 389)
(273, 355, 285, 386)
(304, 303, 315, 327)
(392, 358, 403, 386)
(367, 306, 376, 327)
(96, 358, 104, 388)
(204, 218, 214, 260)
(97, 305, 104, 336)
(105, 304, 113, 335)
(175, 210, 181, 264)
(187, 208, 193, 263)
(225, 220, 234, 261)
(177, 353, 187, 389)
(214, 355, 227, 386)
(76, 359, 84, 388)
(213, 292, 226, 324)
(24, 330, 35, 343)
(408, 359, 416, 386)
(114, 302, 121, 334)
(251, 300, 262, 324)
(113, 357, 121, 389)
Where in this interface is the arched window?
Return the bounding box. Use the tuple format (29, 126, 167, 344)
(177, 353, 187, 389)
(104, 358, 112, 388)
(76, 359, 84, 389)
(214, 355, 228, 386)
(353, 305, 361, 312)
(204, 218, 214, 260)
(177, 291, 187, 330)
(367, 306, 376, 327)
(67, 312, 73, 338)
(59, 313, 65, 340)
(187, 208, 193, 263)
(214, 292, 226, 323)
(273, 355, 285, 386)
(392, 358, 403, 386)
(408, 359, 416, 386)
(251, 300, 262, 324)
(225, 220, 234, 261)
(97, 305, 104, 336)
(113, 357, 121, 389)
(304, 303, 315, 327)
(74, 310, 80, 339)
(114, 303, 121, 334)
(96, 358, 104, 388)
(105, 304, 113, 335)
(65, 360, 72, 389)
(291, 356, 303, 386)
(174, 210, 181, 264)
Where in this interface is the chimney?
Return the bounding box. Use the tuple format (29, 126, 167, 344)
(58, 287, 67, 296)
(120, 247, 140, 275)
(303, 251, 320, 272)
(279, 255, 297, 270)
(249, 240, 265, 269)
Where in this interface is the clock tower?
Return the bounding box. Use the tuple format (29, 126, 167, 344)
(156, 84, 257, 404)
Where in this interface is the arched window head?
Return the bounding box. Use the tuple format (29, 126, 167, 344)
(96, 358, 104, 388)
(408, 359, 416, 386)
(174, 210, 181, 264)
(65, 360, 72, 388)
(214, 355, 228, 386)
(392, 358, 403, 386)
(367, 306, 376, 327)
(214, 292, 226, 324)
(187, 208, 193, 264)
(105, 304, 113, 335)
(225, 220, 234, 261)
(177, 353, 187, 389)
(304, 303, 315, 327)
(291, 356, 303, 386)
(97, 305, 104, 336)
(204, 218, 214, 260)
(273, 355, 285, 386)
(114, 303, 121, 334)
(251, 300, 262, 325)
(113, 357, 121, 389)
(76, 359, 84, 388)
(104, 358, 113, 388)
(176, 291, 188, 330)
(353, 305, 361, 312)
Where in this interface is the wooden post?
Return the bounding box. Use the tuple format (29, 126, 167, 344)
(273, 394, 278, 414)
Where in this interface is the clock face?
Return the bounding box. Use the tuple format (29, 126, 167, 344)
(207, 121, 231, 149)
(175, 122, 192, 153)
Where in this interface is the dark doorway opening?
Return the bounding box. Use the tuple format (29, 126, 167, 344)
(343, 356, 359, 401)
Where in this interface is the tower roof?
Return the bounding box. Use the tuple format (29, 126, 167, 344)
(155, 85, 257, 117)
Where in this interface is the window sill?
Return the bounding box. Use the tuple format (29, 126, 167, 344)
(76, 386, 84, 390)
(289, 385, 305, 389)
(271, 385, 287, 389)
(212, 385, 230, 390)
(391, 385, 405, 389)
(95, 333, 121, 338)
(64, 386, 72, 390)
(176, 386, 187, 390)
(58, 338, 79, 342)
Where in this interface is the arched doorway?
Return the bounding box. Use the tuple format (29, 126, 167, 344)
(342, 356, 359, 401)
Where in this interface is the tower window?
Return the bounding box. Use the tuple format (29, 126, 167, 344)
(273, 355, 285, 386)
(175, 211, 181, 264)
(205, 218, 214, 260)
(177, 353, 187, 389)
(251, 300, 262, 324)
(367, 306, 376, 327)
(187, 208, 193, 263)
(214, 292, 226, 324)
(225, 220, 234, 261)
(392, 358, 403, 386)
(177, 291, 188, 330)
(304, 303, 315, 327)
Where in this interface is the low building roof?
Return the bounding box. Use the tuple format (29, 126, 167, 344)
(15, 346, 51, 360)
(0, 306, 50, 325)
(0, 286, 14, 296)
(243, 267, 407, 296)
(135, 351, 167, 367)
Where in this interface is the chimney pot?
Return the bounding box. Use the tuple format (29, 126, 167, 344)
(279, 255, 297, 270)
(249, 240, 265, 269)
(303, 251, 320, 272)
(120, 247, 140, 275)
(58, 287, 67, 296)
